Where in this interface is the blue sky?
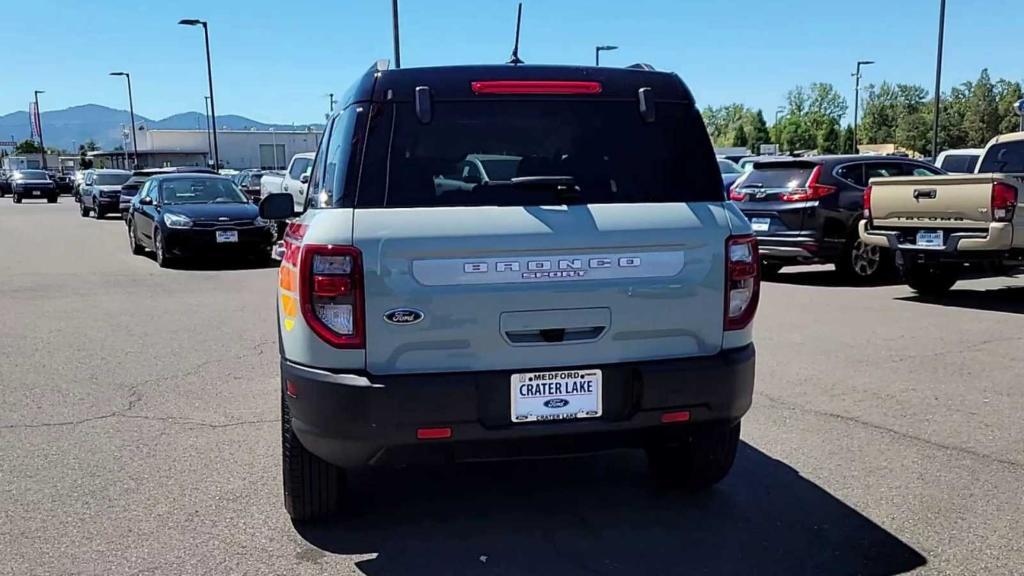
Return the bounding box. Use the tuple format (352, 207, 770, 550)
(4, 0, 1022, 124)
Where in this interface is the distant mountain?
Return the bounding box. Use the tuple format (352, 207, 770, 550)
(0, 104, 318, 151)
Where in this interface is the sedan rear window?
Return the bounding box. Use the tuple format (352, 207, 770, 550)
(739, 165, 815, 189)
(358, 100, 723, 208)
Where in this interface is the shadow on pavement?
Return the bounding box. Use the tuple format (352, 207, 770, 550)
(897, 285, 1024, 315)
(295, 444, 926, 576)
(166, 255, 280, 271)
(765, 268, 901, 288)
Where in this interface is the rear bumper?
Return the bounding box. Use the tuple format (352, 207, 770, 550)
(860, 220, 1013, 257)
(283, 344, 756, 468)
(755, 235, 825, 263)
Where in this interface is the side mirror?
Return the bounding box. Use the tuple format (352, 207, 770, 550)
(139, 196, 154, 206)
(299, 173, 310, 184)
(259, 192, 296, 220)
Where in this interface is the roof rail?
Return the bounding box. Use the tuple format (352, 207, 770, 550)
(626, 63, 656, 71)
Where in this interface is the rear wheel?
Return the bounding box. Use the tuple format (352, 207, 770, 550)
(838, 235, 888, 283)
(905, 262, 959, 296)
(282, 390, 344, 521)
(647, 421, 741, 492)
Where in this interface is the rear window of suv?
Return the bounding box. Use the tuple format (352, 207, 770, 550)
(739, 163, 815, 189)
(978, 141, 1024, 174)
(356, 99, 724, 208)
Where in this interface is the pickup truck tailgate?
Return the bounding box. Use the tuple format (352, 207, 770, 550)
(869, 174, 998, 229)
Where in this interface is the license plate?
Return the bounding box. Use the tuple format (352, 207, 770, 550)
(216, 230, 239, 243)
(511, 369, 602, 423)
(916, 230, 943, 248)
(32, 190, 41, 197)
(750, 217, 771, 232)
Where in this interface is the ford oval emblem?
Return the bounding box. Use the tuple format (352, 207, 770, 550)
(384, 308, 424, 325)
(544, 398, 570, 409)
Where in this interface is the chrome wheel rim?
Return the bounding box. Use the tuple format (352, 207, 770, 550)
(851, 240, 881, 277)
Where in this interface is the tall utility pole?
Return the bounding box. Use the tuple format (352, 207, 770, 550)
(33, 90, 46, 169)
(204, 96, 213, 166)
(391, 0, 401, 68)
(109, 72, 139, 168)
(179, 19, 220, 169)
(931, 0, 947, 159)
(595, 45, 618, 66)
(852, 60, 875, 153)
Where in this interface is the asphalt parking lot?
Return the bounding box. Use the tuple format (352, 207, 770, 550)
(1, 198, 1022, 576)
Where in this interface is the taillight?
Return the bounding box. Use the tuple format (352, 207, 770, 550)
(991, 182, 1017, 223)
(863, 185, 873, 220)
(299, 245, 364, 348)
(725, 235, 760, 331)
(728, 186, 745, 202)
(780, 165, 836, 202)
(470, 80, 603, 95)
(282, 222, 307, 267)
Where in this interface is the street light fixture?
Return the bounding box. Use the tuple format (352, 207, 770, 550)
(595, 45, 618, 66)
(852, 60, 875, 153)
(179, 18, 220, 170)
(33, 90, 47, 169)
(109, 72, 139, 169)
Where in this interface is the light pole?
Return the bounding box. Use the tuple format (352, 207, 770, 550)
(931, 0, 947, 159)
(109, 72, 139, 168)
(391, 0, 401, 68)
(595, 45, 618, 66)
(269, 128, 279, 170)
(179, 19, 220, 169)
(775, 106, 785, 125)
(204, 96, 213, 166)
(852, 60, 875, 153)
(33, 90, 46, 169)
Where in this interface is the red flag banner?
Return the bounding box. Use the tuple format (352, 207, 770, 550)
(29, 102, 41, 140)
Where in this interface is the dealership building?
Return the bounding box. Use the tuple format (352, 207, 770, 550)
(89, 127, 323, 170)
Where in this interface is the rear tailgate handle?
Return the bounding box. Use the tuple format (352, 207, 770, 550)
(913, 188, 937, 200)
(505, 326, 605, 344)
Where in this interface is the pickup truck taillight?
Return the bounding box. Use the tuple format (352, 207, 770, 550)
(725, 235, 760, 331)
(992, 182, 1017, 223)
(299, 244, 365, 348)
(780, 165, 836, 202)
(863, 185, 872, 220)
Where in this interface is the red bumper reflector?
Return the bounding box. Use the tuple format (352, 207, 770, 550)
(417, 427, 452, 440)
(471, 80, 603, 95)
(285, 380, 298, 398)
(661, 410, 691, 424)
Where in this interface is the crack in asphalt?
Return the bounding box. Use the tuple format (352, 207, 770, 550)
(756, 391, 1024, 470)
(0, 339, 277, 431)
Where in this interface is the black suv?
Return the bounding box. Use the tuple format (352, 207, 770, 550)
(729, 156, 943, 281)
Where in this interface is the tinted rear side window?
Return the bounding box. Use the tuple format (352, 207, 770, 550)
(740, 165, 815, 189)
(978, 142, 1024, 173)
(357, 99, 723, 208)
(940, 154, 979, 173)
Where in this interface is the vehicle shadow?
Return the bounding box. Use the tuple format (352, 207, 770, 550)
(897, 285, 1024, 315)
(153, 254, 279, 271)
(295, 444, 926, 576)
(766, 268, 902, 288)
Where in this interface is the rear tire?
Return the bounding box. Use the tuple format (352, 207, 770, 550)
(282, 390, 344, 522)
(838, 234, 889, 283)
(905, 262, 959, 296)
(647, 421, 741, 492)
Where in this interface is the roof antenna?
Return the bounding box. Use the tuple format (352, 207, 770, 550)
(507, 2, 524, 65)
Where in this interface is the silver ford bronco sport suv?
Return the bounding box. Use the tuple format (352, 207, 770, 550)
(260, 62, 760, 521)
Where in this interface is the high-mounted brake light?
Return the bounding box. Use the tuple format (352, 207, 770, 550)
(781, 165, 836, 202)
(299, 245, 365, 348)
(992, 182, 1017, 223)
(471, 80, 603, 95)
(725, 235, 760, 331)
(863, 185, 873, 220)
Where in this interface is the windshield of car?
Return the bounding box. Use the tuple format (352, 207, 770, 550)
(94, 173, 131, 186)
(978, 142, 1024, 174)
(739, 164, 816, 188)
(359, 99, 723, 208)
(718, 159, 742, 174)
(15, 170, 49, 180)
(158, 178, 248, 204)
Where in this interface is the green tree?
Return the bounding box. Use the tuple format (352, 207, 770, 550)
(14, 140, 42, 154)
(817, 121, 841, 154)
(747, 109, 771, 153)
(779, 116, 817, 152)
(79, 139, 100, 153)
(731, 124, 749, 147)
(895, 112, 933, 155)
(963, 69, 1000, 146)
(839, 124, 856, 154)
(995, 78, 1024, 135)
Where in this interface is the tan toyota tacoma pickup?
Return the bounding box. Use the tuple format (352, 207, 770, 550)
(860, 132, 1024, 295)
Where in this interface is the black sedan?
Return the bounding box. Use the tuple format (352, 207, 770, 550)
(126, 173, 277, 268)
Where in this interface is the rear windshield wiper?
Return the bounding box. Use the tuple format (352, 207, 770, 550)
(489, 176, 583, 204)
